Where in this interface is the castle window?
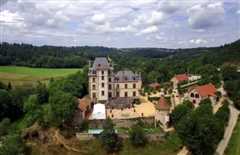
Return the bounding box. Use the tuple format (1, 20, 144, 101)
(117, 84, 119, 89)
(125, 84, 128, 89)
(108, 92, 112, 98)
(102, 76, 104, 80)
(125, 92, 128, 97)
(109, 78, 111, 82)
(101, 91, 105, 96)
(92, 93, 96, 98)
(92, 78, 95, 82)
(108, 84, 112, 90)
(116, 91, 120, 97)
(133, 91, 136, 97)
(92, 84, 96, 90)
(102, 83, 104, 88)
(133, 83, 136, 88)
(102, 70, 104, 75)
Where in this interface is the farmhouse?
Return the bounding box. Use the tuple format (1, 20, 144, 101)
(88, 57, 142, 103)
(188, 83, 217, 107)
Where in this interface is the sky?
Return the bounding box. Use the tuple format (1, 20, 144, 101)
(0, 0, 240, 48)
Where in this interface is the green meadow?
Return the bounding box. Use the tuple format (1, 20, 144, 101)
(0, 66, 81, 87)
(225, 117, 240, 155)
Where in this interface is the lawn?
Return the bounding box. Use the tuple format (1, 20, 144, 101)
(225, 117, 240, 155)
(0, 66, 81, 87)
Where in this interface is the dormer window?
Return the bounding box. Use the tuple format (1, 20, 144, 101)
(98, 64, 101, 67)
(125, 77, 128, 81)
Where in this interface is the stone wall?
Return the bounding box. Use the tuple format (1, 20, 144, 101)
(89, 117, 155, 128)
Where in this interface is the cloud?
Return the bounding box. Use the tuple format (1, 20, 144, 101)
(237, 10, 240, 14)
(0, 10, 25, 28)
(158, 0, 180, 14)
(0, 0, 238, 48)
(137, 25, 158, 35)
(91, 13, 106, 25)
(189, 38, 208, 44)
(188, 2, 225, 29)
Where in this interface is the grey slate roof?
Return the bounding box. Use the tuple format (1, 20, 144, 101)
(114, 70, 141, 82)
(92, 57, 110, 70)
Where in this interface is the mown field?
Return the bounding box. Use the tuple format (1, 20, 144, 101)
(225, 117, 240, 155)
(0, 66, 81, 87)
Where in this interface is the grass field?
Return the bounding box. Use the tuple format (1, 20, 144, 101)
(0, 66, 81, 87)
(225, 117, 240, 155)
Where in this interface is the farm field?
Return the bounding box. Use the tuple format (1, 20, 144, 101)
(0, 66, 81, 87)
(225, 117, 240, 155)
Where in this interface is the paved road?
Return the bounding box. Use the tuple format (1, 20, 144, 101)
(215, 101, 240, 155)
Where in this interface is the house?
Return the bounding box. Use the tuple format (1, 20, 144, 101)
(88, 57, 142, 103)
(148, 82, 161, 90)
(155, 97, 170, 128)
(171, 74, 189, 88)
(171, 73, 201, 88)
(188, 83, 217, 107)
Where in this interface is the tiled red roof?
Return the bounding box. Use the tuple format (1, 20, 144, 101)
(78, 97, 91, 111)
(148, 83, 161, 89)
(156, 97, 170, 110)
(195, 83, 216, 97)
(174, 74, 189, 82)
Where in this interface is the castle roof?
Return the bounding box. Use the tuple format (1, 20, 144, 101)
(92, 57, 111, 70)
(114, 70, 141, 82)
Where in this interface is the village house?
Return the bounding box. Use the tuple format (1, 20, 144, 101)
(171, 73, 201, 88)
(188, 83, 217, 107)
(88, 57, 142, 103)
(154, 97, 170, 129)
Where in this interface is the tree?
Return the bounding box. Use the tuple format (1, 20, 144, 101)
(214, 100, 230, 141)
(0, 134, 26, 155)
(100, 118, 122, 153)
(0, 118, 10, 137)
(35, 82, 49, 104)
(170, 103, 192, 127)
(0, 89, 12, 120)
(48, 90, 76, 127)
(23, 95, 39, 113)
(129, 122, 147, 147)
(176, 103, 221, 155)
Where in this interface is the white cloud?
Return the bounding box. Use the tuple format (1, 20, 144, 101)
(147, 11, 165, 25)
(189, 38, 208, 44)
(0, 10, 25, 28)
(237, 10, 240, 14)
(137, 25, 158, 35)
(188, 2, 225, 29)
(91, 13, 106, 25)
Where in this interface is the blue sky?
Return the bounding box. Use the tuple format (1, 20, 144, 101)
(0, 0, 239, 48)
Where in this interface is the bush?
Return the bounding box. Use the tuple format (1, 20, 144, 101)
(0, 133, 26, 155)
(0, 118, 11, 137)
(129, 122, 147, 147)
(100, 118, 122, 153)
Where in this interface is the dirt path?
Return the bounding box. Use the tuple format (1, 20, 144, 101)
(54, 130, 87, 154)
(215, 101, 240, 155)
